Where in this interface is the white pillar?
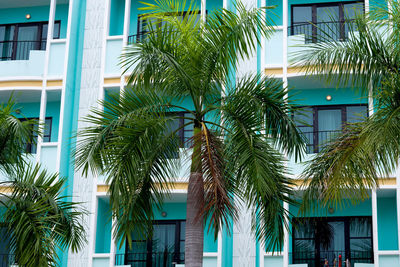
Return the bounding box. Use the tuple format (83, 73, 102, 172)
(109, 218, 117, 267)
(36, 90, 47, 163)
(283, 201, 289, 267)
(87, 194, 99, 267)
(217, 231, 222, 267)
(372, 190, 379, 267)
(201, 0, 206, 22)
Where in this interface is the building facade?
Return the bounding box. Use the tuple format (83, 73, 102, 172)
(0, 0, 399, 266)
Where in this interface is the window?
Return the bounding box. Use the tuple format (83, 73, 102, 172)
(292, 217, 373, 267)
(291, 1, 363, 42)
(0, 21, 61, 60)
(20, 117, 52, 154)
(294, 105, 367, 153)
(165, 112, 194, 149)
(126, 220, 186, 266)
(131, 11, 203, 43)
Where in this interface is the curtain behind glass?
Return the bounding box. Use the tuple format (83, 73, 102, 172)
(318, 109, 341, 150)
(16, 25, 39, 60)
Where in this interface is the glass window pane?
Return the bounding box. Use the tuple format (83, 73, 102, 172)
(350, 239, 372, 254)
(180, 221, 186, 240)
(152, 224, 176, 253)
(294, 240, 315, 254)
(344, 3, 363, 20)
(350, 218, 371, 237)
(347, 106, 367, 124)
(43, 118, 52, 142)
(294, 220, 315, 238)
(293, 6, 312, 23)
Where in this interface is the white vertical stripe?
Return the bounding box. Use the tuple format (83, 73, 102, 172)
(109, 218, 117, 267)
(217, 230, 222, 267)
(372, 190, 379, 267)
(87, 193, 99, 267)
(283, 201, 289, 267)
(37, 0, 56, 163)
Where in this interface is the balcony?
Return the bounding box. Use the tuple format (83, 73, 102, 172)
(301, 130, 341, 154)
(290, 250, 373, 267)
(115, 252, 185, 266)
(288, 20, 357, 43)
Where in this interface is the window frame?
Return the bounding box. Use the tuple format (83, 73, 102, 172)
(290, 1, 364, 42)
(19, 117, 52, 154)
(294, 104, 368, 153)
(292, 216, 373, 266)
(126, 219, 186, 266)
(0, 21, 61, 60)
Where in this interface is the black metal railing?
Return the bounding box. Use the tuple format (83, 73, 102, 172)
(127, 33, 146, 44)
(0, 40, 47, 61)
(301, 130, 341, 154)
(290, 250, 373, 267)
(0, 254, 17, 267)
(288, 20, 357, 43)
(115, 252, 185, 267)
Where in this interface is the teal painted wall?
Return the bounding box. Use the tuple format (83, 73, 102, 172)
(377, 196, 399, 251)
(95, 198, 112, 253)
(14, 101, 60, 142)
(222, 219, 233, 267)
(57, 0, 87, 264)
(0, 5, 69, 39)
(266, 0, 283, 26)
(110, 0, 125, 36)
(289, 87, 367, 106)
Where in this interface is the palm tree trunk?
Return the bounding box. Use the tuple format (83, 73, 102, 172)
(185, 126, 204, 267)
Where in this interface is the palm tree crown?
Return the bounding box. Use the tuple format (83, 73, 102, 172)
(75, 0, 305, 264)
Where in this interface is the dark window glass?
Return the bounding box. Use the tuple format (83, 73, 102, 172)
(294, 105, 367, 153)
(20, 117, 52, 154)
(292, 217, 373, 267)
(127, 220, 185, 266)
(290, 1, 364, 42)
(0, 21, 61, 61)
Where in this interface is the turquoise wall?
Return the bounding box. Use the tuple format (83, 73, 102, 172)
(14, 101, 60, 142)
(58, 0, 87, 264)
(289, 87, 367, 106)
(110, 0, 125, 36)
(266, 0, 283, 26)
(95, 198, 112, 253)
(377, 196, 398, 251)
(0, 5, 69, 39)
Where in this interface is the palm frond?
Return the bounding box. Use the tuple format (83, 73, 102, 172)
(0, 164, 87, 267)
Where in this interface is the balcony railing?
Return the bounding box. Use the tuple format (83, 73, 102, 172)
(288, 20, 357, 43)
(127, 33, 145, 44)
(301, 130, 341, 154)
(0, 40, 47, 61)
(290, 250, 373, 267)
(115, 252, 184, 267)
(0, 254, 17, 267)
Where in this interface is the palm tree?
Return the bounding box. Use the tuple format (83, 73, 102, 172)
(0, 100, 87, 267)
(0, 164, 87, 267)
(75, 0, 305, 265)
(0, 98, 36, 174)
(291, 1, 400, 208)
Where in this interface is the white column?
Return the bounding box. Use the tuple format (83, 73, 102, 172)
(123, 0, 131, 47)
(282, 0, 288, 80)
(217, 231, 222, 267)
(372, 190, 379, 267)
(36, 90, 47, 162)
(87, 195, 99, 267)
(37, 0, 56, 162)
(283, 201, 289, 267)
(109, 218, 117, 267)
(201, 0, 206, 22)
